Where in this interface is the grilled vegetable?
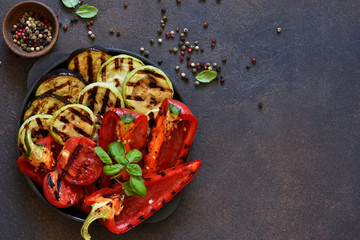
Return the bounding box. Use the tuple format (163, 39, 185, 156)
(78, 82, 124, 116)
(144, 98, 198, 173)
(122, 65, 174, 116)
(50, 104, 96, 145)
(23, 94, 71, 121)
(97, 55, 144, 92)
(35, 69, 87, 103)
(68, 47, 112, 84)
(18, 114, 52, 154)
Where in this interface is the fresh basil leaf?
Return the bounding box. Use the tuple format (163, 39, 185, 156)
(103, 164, 123, 176)
(120, 114, 135, 124)
(121, 181, 137, 196)
(76, 4, 98, 18)
(169, 103, 181, 115)
(114, 155, 128, 165)
(126, 149, 142, 163)
(130, 176, 147, 197)
(62, 0, 78, 8)
(94, 146, 112, 165)
(108, 142, 126, 159)
(195, 70, 217, 83)
(126, 163, 142, 177)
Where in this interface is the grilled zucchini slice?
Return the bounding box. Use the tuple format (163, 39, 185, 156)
(78, 82, 124, 116)
(18, 114, 52, 154)
(96, 54, 144, 92)
(50, 104, 96, 145)
(23, 94, 71, 121)
(67, 47, 112, 84)
(122, 65, 174, 115)
(35, 69, 87, 103)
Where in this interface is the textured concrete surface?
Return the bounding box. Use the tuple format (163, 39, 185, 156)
(1, 0, 360, 239)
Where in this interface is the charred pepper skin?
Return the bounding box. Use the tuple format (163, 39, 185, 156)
(82, 160, 201, 234)
(144, 98, 198, 173)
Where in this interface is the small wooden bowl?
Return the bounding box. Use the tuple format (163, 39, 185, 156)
(2, 1, 59, 58)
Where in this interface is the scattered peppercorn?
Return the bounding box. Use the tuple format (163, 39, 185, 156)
(222, 58, 227, 63)
(88, 31, 92, 36)
(140, 47, 145, 52)
(181, 73, 186, 78)
(109, 28, 114, 34)
(161, 8, 166, 14)
(251, 58, 256, 64)
(203, 22, 209, 28)
(0, 61, 2, 67)
(246, 65, 250, 70)
(258, 103, 263, 110)
(175, 66, 180, 71)
(212, 39, 216, 44)
(195, 46, 200, 51)
(63, 24, 68, 31)
(158, 28, 163, 34)
(116, 31, 121, 37)
(123, 2, 128, 8)
(150, 39, 154, 44)
(158, 38, 163, 44)
(192, 68, 197, 73)
(177, 0, 182, 4)
(195, 80, 200, 86)
(90, 33, 96, 39)
(176, 27, 179, 32)
(169, 48, 173, 53)
(179, 56, 184, 61)
(173, 47, 178, 53)
(184, 28, 188, 34)
(220, 76, 225, 84)
(277, 27, 281, 33)
(144, 51, 149, 57)
(158, 60, 163, 65)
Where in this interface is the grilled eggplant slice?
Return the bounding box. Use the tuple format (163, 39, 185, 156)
(50, 104, 96, 145)
(67, 47, 112, 84)
(122, 65, 174, 115)
(78, 82, 124, 116)
(35, 69, 87, 103)
(23, 94, 71, 121)
(18, 114, 52, 154)
(96, 54, 144, 92)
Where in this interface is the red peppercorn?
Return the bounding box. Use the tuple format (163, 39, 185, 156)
(181, 51, 185, 56)
(171, 34, 175, 38)
(204, 66, 208, 70)
(63, 25, 68, 31)
(165, 32, 170, 38)
(251, 58, 256, 64)
(88, 25, 92, 30)
(187, 62, 191, 67)
(187, 48, 193, 53)
(212, 38, 216, 44)
(89, 20, 94, 25)
(180, 56, 184, 61)
(203, 22, 209, 28)
(196, 62, 200, 67)
(123, 2, 128, 8)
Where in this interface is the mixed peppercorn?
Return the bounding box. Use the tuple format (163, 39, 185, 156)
(11, 12, 53, 53)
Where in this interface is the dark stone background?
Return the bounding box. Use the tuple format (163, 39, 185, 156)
(1, 0, 360, 239)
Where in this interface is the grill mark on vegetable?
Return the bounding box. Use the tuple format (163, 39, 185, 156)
(60, 116, 70, 124)
(137, 70, 166, 80)
(102, 194, 114, 198)
(52, 127, 70, 142)
(101, 52, 107, 65)
(63, 144, 83, 175)
(150, 97, 158, 105)
(47, 174, 55, 188)
(157, 172, 166, 177)
(126, 95, 144, 101)
(128, 58, 134, 71)
(74, 56, 80, 73)
(99, 89, 111, 115)
(115, 57, 120, 70)
(69, 108, 93, 125)
(101, 66, 106, 82)
(114, 98, 121, 108)
(184, 144, 190, 149)
(127, 224, 133, 229)
(35, 118, 43, 128)
(74, 125, 91, 137)
(138, 215, 145, 221)
(150, 209, 156, 212)
(143, 177, 151, 181)
(87, 50, 93, 83)
(161, 199, 166, 205)
(171, 190, 176, 195)
(55, 177, 62, 201)
(88, 86, 98, 111)
(42, 82, 68, 95)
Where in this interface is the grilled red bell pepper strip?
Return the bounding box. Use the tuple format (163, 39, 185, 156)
(43, 170, 84, 208)
(99, 108, 148, 182)
(56, 137, 103, 186)
(81, 159, 201, 236)
(24, 131, 62, 171)
(144, 98, 198, 173)
(17, 136, 62, 184)
(99, 108, 148, 153)
(81, 184, 124, 240)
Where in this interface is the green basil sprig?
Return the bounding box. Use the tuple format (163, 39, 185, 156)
(62, 0, 78, 8)
(94, 142, 146, 197)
